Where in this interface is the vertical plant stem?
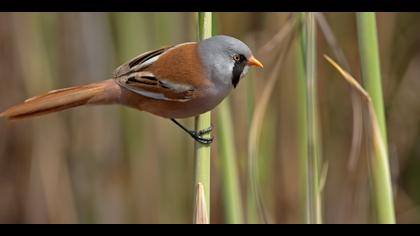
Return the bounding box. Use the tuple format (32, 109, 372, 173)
(296, 18, 309, 223)
(299, 12, 323, 224)
(193, 12, 212, 224)
(246, 66, 258, 224)
(217, 101, 244, 224)
(357, 13, 387, 141)
(356, 12, 395, 224)
(213, 14, 244, 224)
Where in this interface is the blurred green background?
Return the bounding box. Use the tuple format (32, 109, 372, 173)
(0, 12, 419, 223)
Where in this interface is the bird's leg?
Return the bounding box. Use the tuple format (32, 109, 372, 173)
(170, 118, 213, 144)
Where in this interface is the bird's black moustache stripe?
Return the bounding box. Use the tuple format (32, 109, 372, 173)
(231, 56, 247, 88)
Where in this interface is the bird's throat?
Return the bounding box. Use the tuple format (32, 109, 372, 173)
(231, 62, 247, 88)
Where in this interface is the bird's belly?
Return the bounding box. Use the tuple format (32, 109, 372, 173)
(130, 85, 231, 119)
(145, 95, 226, 118)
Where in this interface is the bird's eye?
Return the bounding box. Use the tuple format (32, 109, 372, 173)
(233, 54, 241, 62)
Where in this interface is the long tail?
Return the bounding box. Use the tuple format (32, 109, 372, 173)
(0, 79, 120, 120)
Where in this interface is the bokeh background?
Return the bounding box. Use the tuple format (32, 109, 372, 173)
(0, 12, 419, 224)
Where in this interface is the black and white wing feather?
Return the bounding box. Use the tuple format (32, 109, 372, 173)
(113, 46, 195, 102)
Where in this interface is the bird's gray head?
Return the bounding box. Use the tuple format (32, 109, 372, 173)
(198, 35, 263, 88)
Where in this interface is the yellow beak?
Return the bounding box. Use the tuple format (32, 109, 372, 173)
(247, 56, 264, 68)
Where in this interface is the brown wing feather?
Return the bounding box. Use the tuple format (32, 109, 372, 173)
(145, 43, 208, 88)
(113, 43, 205, 102)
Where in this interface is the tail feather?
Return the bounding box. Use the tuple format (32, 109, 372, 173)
(0, 80, 116, 120)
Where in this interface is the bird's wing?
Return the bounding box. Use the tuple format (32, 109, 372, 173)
(116, 71, 195, 102)
(113, 46, 196, 102)
(112, 46, 172, 78)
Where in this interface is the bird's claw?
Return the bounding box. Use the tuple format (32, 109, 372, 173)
(191, 125, 214, 145)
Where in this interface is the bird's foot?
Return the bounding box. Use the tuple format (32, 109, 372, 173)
(190, 125, 213, 145)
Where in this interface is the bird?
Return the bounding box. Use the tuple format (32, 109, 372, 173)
(0, 35, 263, 144)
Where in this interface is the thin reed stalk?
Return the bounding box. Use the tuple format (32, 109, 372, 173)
(296, 26, 309, 223)
(246, 56, 258, 225)
(211, 13, 244, 224)
(217, 101, 244, 223)
(356, 12, 395, 224)
(193, 12, 212, 224)
(298, 12, 323, 224)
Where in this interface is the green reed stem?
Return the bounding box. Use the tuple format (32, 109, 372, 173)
(297, 25, 309, 223)
(212, 14, 244, 224)
(356, 12, 395, 224)
(217, 101, 244, 224)
(193, 12, 212, 224)
(299, 12, 323, 224)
